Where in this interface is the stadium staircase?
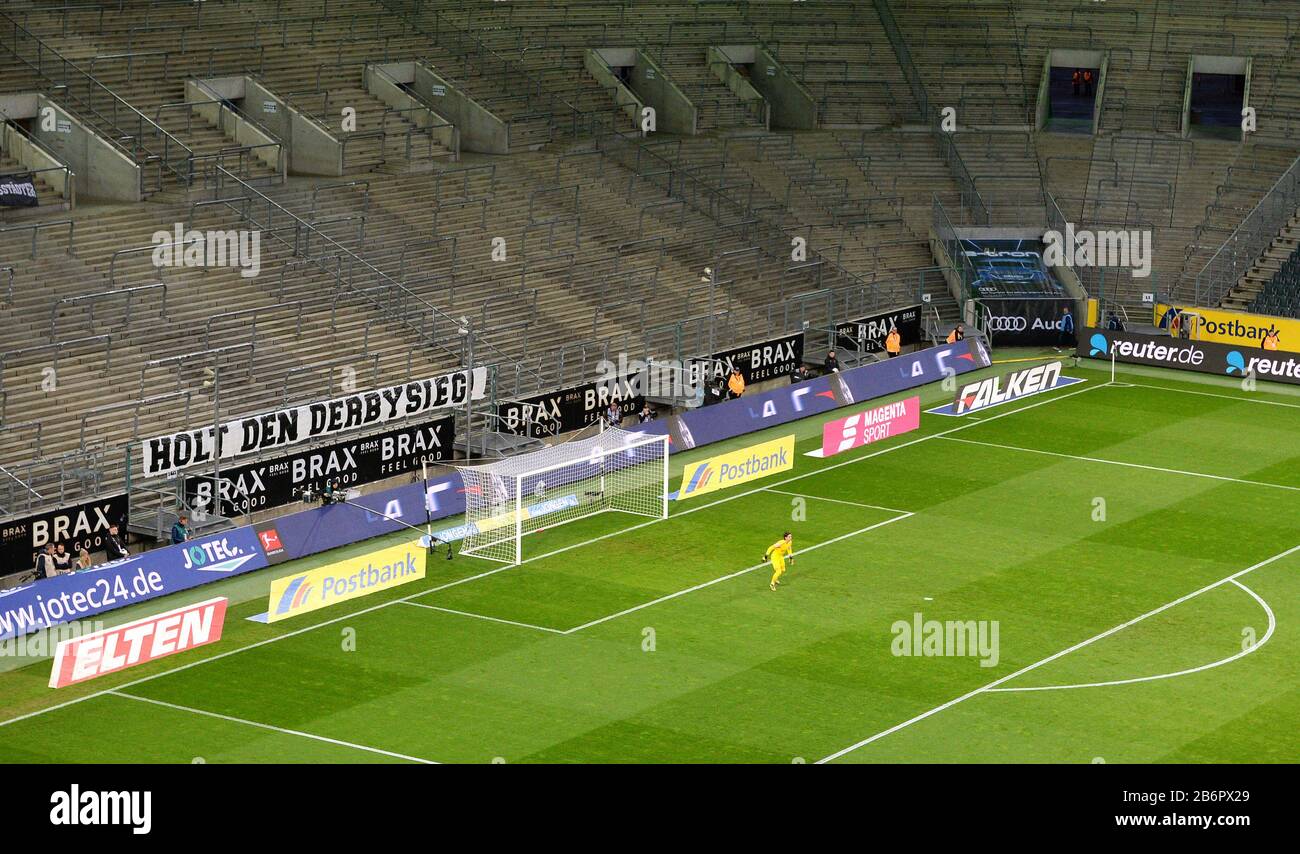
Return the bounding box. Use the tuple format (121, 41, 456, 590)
(7, 0, 1300, 535)
(892, 0, 1034, 127)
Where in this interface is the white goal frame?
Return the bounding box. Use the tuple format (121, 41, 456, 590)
(457, 427, 670, 565)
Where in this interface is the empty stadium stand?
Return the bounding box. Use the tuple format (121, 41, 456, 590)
(4, 0, 1300, 564)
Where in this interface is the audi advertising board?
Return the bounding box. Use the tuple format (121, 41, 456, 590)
(1079, 328, 1300, 385)
(980, 298, 1076, 346)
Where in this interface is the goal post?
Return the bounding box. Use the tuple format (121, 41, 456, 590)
(457, 426, 670, 565)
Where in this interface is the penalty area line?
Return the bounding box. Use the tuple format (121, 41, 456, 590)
(985, 578, 1276, 693)
(561, 511, 913, 635)
(0, 563, 517, 731)
(762, 488, 911, 515)
(400, 601, 565, 634)
(939, 436, 1300, 492)
(107, 691, 440, 764)
(816, 542, 1300, 763)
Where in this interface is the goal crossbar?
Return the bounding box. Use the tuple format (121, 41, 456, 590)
(456, 427, 669, 565)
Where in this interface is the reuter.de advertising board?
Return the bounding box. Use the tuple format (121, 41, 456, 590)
(1079, 328, 1300, 386)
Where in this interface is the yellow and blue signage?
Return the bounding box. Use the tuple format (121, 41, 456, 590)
(677, 435, 795, 499)
(266, 539, 426, 623)
(1154, 303, 1298, 353)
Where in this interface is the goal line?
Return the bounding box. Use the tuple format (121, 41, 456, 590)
(456, 427, 670, 565)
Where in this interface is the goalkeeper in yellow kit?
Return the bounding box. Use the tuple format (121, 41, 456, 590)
(765, 532, 794, 591)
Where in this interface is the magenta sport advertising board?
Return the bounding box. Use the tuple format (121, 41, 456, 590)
(0, 340, 989, 639)
(815, 396, 921, 458)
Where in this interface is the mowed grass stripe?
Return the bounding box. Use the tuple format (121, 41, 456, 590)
(0, 376, 1293, 762)
(110, 417, 1292, 761)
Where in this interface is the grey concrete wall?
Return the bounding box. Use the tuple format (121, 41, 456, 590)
(28, 96, 139, 202)
(584, 50, 644, 128)
(412, 63, 507, 154)
(1, 122, 73, 203)
(1052, 49, 1105, 68)
(1093, 53, 1110, 132)
(365, 63, 458, 160)
(1192, 55, 1248, 74)
(629, 50, 696, 135)
(927, 227, 967, 305)
(751, 46, 817, 129)
(187, 79, 284, 178)
(244, 77, 341, 176)
(1035, 53, 1051, 131)
(707, 46, 769, 130)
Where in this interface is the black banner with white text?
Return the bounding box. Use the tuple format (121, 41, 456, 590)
(182, 416, 454, 517)
(142, 368, 485, 477)
(0, 174, 38, 207)
(497, 372, 643, 437)
(691, 332, 804, 386)
(834, 304, 922, 354)
(1, 495, 129, 575)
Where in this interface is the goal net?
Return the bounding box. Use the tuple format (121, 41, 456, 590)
(457, 426, 669, 564)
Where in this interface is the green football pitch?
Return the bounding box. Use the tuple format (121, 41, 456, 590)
(1, 356, 1297, 764)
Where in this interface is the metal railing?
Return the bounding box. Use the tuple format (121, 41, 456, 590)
(49, 283, 168, 337)
(0, 106, 77, 209)
(0, 219, 75, 259)
(1193, 151, 1300, 306)
(0, 334, 113, 424)
(0, 12, 193, 194)
(205, 164, 532, 382)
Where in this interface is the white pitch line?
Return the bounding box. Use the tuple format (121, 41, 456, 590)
(521, 514, 666, 565)
(0, 377, 1104, 732)
(666, 380, 1110, 521)
(816, 542, 1300, 764)
(562, 512, 913, 635)
(519, 382, 1107, 567)
(986, 579, 1276, 693)
(0, 562, 516, 731)
(1126, 382, 1300, 409)
(0, 376, 1269, 737)
(762, 488, 911, 515)
(400, 601, 565, 634)
(107, 691, 439, 764)
(939, 436, 1300, 492)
